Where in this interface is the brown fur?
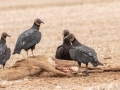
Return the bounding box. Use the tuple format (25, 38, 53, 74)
(0, 55, 73, 81)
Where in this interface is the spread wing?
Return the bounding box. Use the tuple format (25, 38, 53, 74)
(55, 46, 64, 59)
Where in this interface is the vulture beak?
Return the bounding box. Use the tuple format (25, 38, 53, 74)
(62, 32, 66, 36)
(41, 21, 44, 24)
(7, 34, 11, 37)
(64, 36, 67, 40)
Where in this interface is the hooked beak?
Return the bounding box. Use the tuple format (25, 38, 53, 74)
(7, 34, 11, 37)
(62, 32, 66, 36)
(41, 21, 44, 24)
(64, 36, 68, 40)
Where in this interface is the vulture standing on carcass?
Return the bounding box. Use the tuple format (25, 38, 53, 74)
(65, 33, 103, 75)
(13, 18, 44, 57)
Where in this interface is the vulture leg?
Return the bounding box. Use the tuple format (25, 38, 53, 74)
(3, 63, 5, 69)
(77, 62, 81, 73)
(31, 50, 35, 58)
(27, 51, 28, 58)
(31, 45, 35, 58)
(26, 50, 28, 58)
(85, 63, 89, 76)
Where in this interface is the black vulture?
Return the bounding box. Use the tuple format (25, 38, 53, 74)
(55, 30, 73, 60)
(13, 18, 44, 57)
(0, 32, 11, 69)
(62, 30, 69, 38)
(65, 33, 103, 75)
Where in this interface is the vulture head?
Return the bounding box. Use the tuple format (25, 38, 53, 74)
(62, 30, 69, 37)
(35, 18, 44, 25)
(1, 32, 11, 41)
(64, 33, 75, 42)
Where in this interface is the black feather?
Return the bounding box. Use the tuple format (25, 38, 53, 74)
(55, 31, 73, 60)
(13, 20, 42, 55)
(69, 37, 103, 67)
(0, 33, 11, 68)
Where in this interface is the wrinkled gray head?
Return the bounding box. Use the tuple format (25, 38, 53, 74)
(62, 30, 69, 37)
(35, 18, 44, 25)
(64, 33, 75, 41)
(1, 32, 11, 38)
(91, 61, 103, 67)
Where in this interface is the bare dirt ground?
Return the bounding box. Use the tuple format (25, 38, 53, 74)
(0, 0, 120, 90)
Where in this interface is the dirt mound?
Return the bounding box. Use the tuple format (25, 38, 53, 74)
(0, 55, 74, 81)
